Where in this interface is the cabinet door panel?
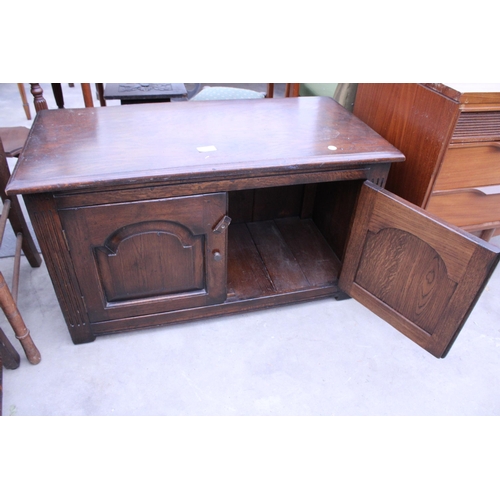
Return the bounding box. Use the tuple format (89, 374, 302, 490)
(339, 181, 500, 357)
(59, 193, 228, 322)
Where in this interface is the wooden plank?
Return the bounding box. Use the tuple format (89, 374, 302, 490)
(247, 220, 309, 293)
(252, 185, 304, 221)
(275, 217, 341, 287)
(227, 223, 274, 300)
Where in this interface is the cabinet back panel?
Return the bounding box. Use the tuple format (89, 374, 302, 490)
(228, 185, 305, 223)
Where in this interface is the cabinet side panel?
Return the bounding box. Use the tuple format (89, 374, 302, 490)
(24, 194, 95, 344)
(313, 180, 362, 261)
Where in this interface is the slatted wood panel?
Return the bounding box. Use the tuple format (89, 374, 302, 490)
(452, 111, 500, 142)
(227, 217, 340, 301)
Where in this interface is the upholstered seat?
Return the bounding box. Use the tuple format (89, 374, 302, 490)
(190, 86, 266, 101)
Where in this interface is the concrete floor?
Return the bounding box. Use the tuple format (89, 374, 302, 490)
(1, 83, 500, 416)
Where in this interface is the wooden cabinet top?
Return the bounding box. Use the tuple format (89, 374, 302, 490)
(7, 96, 404, 195)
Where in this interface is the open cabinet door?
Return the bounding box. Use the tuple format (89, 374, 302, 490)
(339, 181, 500, 358)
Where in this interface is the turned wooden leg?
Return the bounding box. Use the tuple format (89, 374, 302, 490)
(81, 83, 94, 108)
(17, 84, 31, 120)
(29, 84, 49, 113)
(0, 272, 41, 365)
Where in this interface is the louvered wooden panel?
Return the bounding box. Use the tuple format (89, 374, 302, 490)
(452, 111, 500, 143)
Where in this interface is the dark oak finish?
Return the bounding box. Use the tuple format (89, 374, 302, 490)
(58, 193, 228, 322)
(0, 326, 20, 370)
(353, 83, 500, 240)
(7, 96, 499, 357)
(339, 182, 500, 357)
(8, 97, 403, 195)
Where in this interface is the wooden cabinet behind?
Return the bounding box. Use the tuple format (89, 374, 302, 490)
(353, 83, 500, 240)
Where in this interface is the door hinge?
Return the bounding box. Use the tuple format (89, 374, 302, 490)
(213, 215, 232, 234)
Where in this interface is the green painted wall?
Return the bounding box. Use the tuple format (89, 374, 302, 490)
(299, 83, 338, 97)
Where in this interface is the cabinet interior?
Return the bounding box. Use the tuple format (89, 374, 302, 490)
(226, 180, 361, 302)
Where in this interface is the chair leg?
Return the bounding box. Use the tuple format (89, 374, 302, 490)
(51, 83, 65, 108)
(0, 272, 41, 365)
(29, 84, 49, 113)
(81, 84, 94, 108)
(285, 83, 300, 97)
(96, 84, 106, 106)
(17, 84, 31, 120)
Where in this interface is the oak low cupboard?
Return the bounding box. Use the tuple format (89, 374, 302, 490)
(7, 96, 500, 358)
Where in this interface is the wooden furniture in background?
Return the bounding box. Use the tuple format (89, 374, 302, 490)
(0, 141, 41, 268)
(0, 127, 30, 158)
(0, 138, 42, 415)
(29, 84, 106, 113)
(7, 97, 500, 358)
(353, 83, 500, 240)
(104, 83, 187, 104)
(0, 139, 41, 366)
(266, 83, 300, 98)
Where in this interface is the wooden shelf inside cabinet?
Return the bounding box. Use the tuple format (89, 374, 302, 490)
(353, 83, 500, 241)
(7, 97, 499, 358)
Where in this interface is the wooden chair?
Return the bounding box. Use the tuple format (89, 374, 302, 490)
(0, 142, 42, 268)
(29, 83, 106, 113)
(0, 127, 30, 158)
(0, 84, 106, 160)
(50, 83, 106, 109)
(0, 140, 42, 415)
(0, 139, 41, 365)
(267, 83, 300, 98)
(189, 84, 300, 101)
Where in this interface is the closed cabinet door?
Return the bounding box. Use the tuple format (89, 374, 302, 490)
(59, 193, 229, 322)
(339, 181, 500, 357)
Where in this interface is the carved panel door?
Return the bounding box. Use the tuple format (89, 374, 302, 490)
(59, 193, 229, 323)
(339, 182, 500, 357)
